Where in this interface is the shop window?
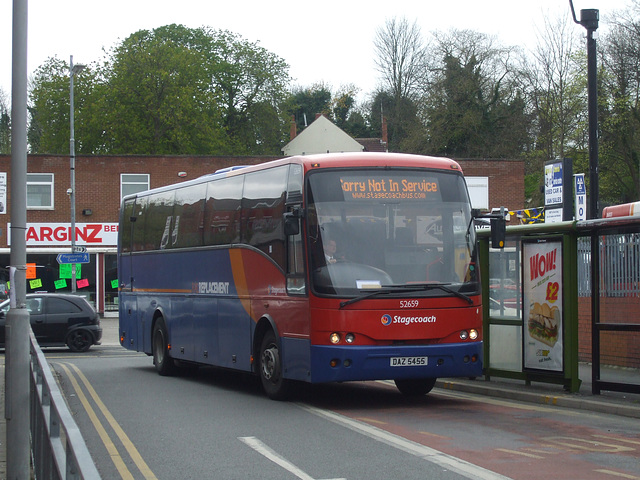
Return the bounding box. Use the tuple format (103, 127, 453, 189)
(27, 173, 54, 209)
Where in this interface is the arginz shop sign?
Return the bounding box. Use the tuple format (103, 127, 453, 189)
(8, 223, 119, 246)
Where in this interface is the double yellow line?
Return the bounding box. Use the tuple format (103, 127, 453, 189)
(56, 362, 157, 480)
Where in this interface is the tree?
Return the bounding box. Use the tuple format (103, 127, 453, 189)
(284, 83, 373, 139)
(0, 88, 9, 154)
(27, 25, 292, 155)
(374, 17, 427, 102)
(422, 30, 529, 158)
(373, 17, 428, 150)
(28, 57, 73, 154)
(598, 1, 640, 204)
(366, 89, 422, 152)
(331, 85, 374, 138)
(286, 83, 333, 132)
(508, 13, 585, 207)
(206, 29, 291, 154)
(28, 57, 105, 154)
(101, 24, 227, 155)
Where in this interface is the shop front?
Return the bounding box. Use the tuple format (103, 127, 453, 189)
(2, 222, 119, 316)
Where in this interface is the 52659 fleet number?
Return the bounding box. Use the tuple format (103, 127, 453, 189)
(400, 300, 419, 308)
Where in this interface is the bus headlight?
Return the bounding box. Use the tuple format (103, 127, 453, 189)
(459, 330, 469, 340)
(345, 333, 355, 344)
(330, 332, 341, 344)
(469, 329, 478, 340)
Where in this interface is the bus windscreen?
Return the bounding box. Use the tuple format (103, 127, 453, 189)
(307, 169, 477, 296)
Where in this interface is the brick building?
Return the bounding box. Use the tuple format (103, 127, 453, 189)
(0, 153, 523, 314)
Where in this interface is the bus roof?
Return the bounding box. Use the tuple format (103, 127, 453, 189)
(284, 152, 462, 173)
(123, 152, 463, 201)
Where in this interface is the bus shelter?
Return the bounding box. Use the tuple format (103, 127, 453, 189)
(478, 218, 640, 395)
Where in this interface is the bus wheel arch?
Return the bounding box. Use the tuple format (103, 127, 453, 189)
(152, 313, 177, 376)
(254, 317, 290, 400)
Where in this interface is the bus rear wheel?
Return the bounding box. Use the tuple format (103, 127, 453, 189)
(259, 331, 290, 400)
(394, 378, 437, 396)
(153, 318, 176, 376)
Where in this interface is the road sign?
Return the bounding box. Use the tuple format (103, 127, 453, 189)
(72, 246, 87, 253)
(56, 253, 90, 264)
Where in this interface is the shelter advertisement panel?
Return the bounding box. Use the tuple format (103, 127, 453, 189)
(523, 239, 563, 372)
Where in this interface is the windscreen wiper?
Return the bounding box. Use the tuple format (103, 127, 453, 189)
(339, 283, 473, 309)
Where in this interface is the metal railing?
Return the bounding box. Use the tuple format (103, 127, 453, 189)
(578, 234, 640, 297)
(30, 331, 101, 479)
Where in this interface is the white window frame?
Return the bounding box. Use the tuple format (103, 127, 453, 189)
(121, 173, 150, 199)
(27, 173, 54, 210)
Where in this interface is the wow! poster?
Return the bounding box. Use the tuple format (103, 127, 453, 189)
(523, 239, 563, 372)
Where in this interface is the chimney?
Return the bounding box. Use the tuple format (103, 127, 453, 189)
(290, 115, 297, 140)
(381, 116, 388, 151)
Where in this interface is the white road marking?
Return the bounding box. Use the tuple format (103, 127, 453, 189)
(299, 404, 512, 480)
(238, 436, 346, 480)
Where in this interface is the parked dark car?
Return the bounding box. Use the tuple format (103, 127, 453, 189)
(0, 293, 102, 352)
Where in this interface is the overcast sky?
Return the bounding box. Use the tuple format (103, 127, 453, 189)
(0, 0, 631, 106)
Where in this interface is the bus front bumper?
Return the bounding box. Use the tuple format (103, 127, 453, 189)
(308, 342, 483, 383)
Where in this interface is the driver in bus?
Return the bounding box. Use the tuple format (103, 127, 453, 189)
(324, 238, 339, 264)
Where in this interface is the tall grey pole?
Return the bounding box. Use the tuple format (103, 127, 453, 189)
(68, 56, 85, 293)
(70, 55, 77, 292)
(570, 1, 601, 394)
(583, 10, 602, 395)
(7, 0, 31, 478)
(585, 13, 599, 220)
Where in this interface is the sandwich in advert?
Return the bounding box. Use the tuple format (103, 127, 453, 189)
(527, 302, 559, 347)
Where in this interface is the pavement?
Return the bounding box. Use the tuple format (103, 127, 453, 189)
(1, 318, 639, 479)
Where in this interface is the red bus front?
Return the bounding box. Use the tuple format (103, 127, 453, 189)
(299, 156, 483, 388)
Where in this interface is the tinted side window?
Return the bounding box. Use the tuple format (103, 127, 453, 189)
(203, 176, 244, 246)
(131, 196, 149, 252)
(242, 166, 287, 268)
(120, 199, 136, 253)
(47, 298, 82, 314)
(144, 190, 176, 251)
(172, 183, 207, 248)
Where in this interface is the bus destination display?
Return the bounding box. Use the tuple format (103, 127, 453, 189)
(340, 175, 439, 201)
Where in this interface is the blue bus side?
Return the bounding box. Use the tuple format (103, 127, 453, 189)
(118, 249, 255, 372)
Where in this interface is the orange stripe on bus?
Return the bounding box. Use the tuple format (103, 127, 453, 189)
(229, 250, 253, 319)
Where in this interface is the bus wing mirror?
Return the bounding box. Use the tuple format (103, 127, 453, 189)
(284, 212, 300, 236)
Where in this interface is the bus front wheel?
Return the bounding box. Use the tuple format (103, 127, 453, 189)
(259, 331, 290, 400)
(394, 378, 436, 396)
(153, 318, 176, 376)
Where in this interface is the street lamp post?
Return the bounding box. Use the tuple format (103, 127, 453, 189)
(569, 0, 601, 394)
(70, 55, 85, 293)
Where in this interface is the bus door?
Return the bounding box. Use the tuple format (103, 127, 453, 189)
(119, 197, 142, 351)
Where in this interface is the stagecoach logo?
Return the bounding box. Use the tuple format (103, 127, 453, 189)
(194, 281, 230, 294)
(381, 313, 437, 326)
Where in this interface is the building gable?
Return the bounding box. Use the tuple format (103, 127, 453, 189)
(282, 115, 364, 156)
